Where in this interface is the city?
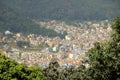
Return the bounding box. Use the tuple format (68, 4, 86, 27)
(0, 20, 112, 68)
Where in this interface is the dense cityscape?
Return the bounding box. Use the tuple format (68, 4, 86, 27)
(0, 20, 112, 68)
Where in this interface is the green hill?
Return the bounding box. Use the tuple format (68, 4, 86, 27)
(0, 2, 67, 38)
(1, 0, 120, 21)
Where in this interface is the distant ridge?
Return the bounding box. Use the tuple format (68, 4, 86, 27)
(1, 0, 120, 21)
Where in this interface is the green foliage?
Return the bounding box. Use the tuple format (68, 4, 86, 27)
(112, 17, 120, 33)
(43, 61, 60, 80)
(0, 53, 46, 80)
(26, 66, 46, 80)
(43, 60, 86, 80)
(111, 17, 120, 43)
(85, 17, 120, 80)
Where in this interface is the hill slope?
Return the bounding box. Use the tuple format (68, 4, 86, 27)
(0, 2, 67, 38)
(1, 0, 120, 21)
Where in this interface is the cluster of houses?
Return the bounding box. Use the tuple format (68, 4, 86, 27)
(0, 20, 112, 68)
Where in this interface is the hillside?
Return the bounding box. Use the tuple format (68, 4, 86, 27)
(1, 0, 120, 21)
(0, 2, 67, 38)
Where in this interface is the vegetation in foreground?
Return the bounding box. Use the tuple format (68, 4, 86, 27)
(0, 53, 46, 80)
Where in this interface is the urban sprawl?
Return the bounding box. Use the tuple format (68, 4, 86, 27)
(0, 20, 112, 68)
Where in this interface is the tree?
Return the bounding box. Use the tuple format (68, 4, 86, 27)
(0, 53, 46, 80)
(43, 60, 60, 80)
(43, 60, 86, 80)
(26, 66, 46, 80)
(85, 17, 120, 80)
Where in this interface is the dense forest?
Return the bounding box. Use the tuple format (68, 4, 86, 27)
(1, 0, 120, 21)
(0, 2, 67, 38)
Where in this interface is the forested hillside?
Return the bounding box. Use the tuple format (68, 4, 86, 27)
(1, 0, 120, 21)
(0, 2, 67, 38)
